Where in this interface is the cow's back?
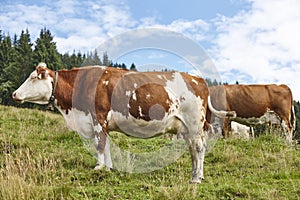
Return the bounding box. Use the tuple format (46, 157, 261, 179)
(224, 84, 292, 118)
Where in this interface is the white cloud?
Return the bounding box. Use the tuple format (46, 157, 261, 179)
(1, 0, 299, 100)
(139, 18, 210, 42)
(211, 0, 300, 100)
(0, 0, 137, 53)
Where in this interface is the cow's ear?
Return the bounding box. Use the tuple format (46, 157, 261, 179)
(36, 66, 47, 79)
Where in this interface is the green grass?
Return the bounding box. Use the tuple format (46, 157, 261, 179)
(0, 105, 300, 199)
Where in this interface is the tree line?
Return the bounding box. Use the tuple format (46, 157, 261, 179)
(0, 28, 299, 138)
(0, 28, 136, 106)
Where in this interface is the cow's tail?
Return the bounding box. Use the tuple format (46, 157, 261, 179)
(207, 96, 236, 118)
(291, 104, 296, 132)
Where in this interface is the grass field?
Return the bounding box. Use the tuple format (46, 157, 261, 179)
(0, 105, 300, 199)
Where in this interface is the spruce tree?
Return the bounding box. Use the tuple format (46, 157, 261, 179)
(93, 49, 102, 65)
(102, 51, 110, 66)
(14, 29, 34, 84)
(130, 63, 137, 71)
(33, 28, 63, 70)
(0, 34, 15, 105)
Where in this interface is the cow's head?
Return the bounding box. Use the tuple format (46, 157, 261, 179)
(12, 63, 53, 105)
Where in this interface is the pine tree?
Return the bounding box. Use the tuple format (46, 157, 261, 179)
(14, 29, 34, 84)
(81, 51, 94, 66)
(0, 34, 15, 105)
(102, 51, 110, 66)
(61, 52, 71, 69)
(33, 28, 63, 70)
(294, 100, 300, 139)
(93, 49, 102, 65)
(130, 63, 137, 71)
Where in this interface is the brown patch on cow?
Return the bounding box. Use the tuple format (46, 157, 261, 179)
(96, 131, 107, 154)
(128, 83, 171, 121)
(110, 71, 174, 119)
(48, 68, 79, 113)
(36, 66, 48, 79)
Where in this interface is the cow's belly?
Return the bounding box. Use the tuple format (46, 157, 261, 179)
(58, 107, 95, 139)
(108, 111, 185, 138)
(233, 110, 281, 126)
(108, 99, 205, 138)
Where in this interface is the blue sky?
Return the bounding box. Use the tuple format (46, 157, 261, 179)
(127, 0, 249, 22)
(1, 0, 300, 100)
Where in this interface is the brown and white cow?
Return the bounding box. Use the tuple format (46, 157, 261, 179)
(12, 62, 235, 183)
(207, 84, 296, 142)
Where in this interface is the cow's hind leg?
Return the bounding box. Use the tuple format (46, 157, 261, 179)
(281, 119, 293, 144)
(183, 131, 206, 184)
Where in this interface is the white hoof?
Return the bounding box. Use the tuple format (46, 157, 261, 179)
(94, 164, 105, 170)
(189, 179, 202, 184)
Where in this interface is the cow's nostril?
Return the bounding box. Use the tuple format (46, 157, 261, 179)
(12, 92, 19, 100)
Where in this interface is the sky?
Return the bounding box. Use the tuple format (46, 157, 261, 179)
(1, 0, 300, 100)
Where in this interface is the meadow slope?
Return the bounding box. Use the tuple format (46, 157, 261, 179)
(0, 105, 299, 199)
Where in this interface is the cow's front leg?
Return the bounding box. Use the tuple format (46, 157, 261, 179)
(94, 131, 112, 170)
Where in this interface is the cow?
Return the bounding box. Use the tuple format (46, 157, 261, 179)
(12, 62, 235, 183)
(207, 84, 296, 143)
(230, 121, 254, 140)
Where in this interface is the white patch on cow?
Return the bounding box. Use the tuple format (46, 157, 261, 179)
(110, 110, 178, 138)
(125, 90, 131, 97)
(165, 72, 205, 134)
(104, 136, 112, 168)
(12, 70, 53, 104)
(134, 83, 138, 88)
(192, 78, 198, 85)
(132, 90, 137, 101)
(107, 111, 112, 121)
(93, 65, 106, 70)
(281, 120, 287, 133)
(56, 107, 95, 139)
(93, 123, 103, 133)
(165, 72, 195, 100)
(157, 74, 167, 80)
(138, 106, 143, 117)
(103, 80, 109, 86)
(146, 94, 151, 99)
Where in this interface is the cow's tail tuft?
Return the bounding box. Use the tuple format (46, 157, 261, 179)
(207, 96, 236, 118)
(291, 104, 296, 132)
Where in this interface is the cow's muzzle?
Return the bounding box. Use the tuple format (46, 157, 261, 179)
(12, 91, 24, 103)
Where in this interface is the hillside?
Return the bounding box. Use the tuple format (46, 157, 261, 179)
(0, 105, 299, 199)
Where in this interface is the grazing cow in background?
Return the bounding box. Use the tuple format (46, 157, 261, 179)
(230, 121, 254, 140)
(12, 62, 235, 184)
(207, 84, 296, 143)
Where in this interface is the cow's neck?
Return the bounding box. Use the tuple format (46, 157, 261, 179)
(49, 69, 78, 113)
